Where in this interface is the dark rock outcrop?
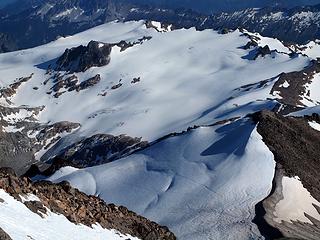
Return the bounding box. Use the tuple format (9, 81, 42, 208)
(252, 110, 320, 240)
(116, 36, 152, 52)
(50, 74, 101, 97)
(0, 168, 176, 240)
(0, 74, 34, 100)
(75, 74, 101, 91)
(55, 134, 148, 168)
(271, 59, 320, 109)
(252, 110, 320, 202)
(0, 104, 81, 175)
(56, 41, 112, 73)
(0, 227, 12, 240)
(51, 75, 78, 93)
(132, 77, 141, 84)
(255, 45, 271, 59)
(111, 83, 122, 90)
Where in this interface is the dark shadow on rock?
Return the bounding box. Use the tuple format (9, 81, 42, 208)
(242, 45, 272, 60)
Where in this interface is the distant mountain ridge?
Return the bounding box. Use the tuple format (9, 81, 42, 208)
(1, 0, 320, 53)
(127, 4, 320, 44)
(122, 0, 320, 13)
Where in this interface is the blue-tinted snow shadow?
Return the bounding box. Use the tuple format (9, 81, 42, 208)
(215, 100, 277, 120)
(241, 48, 260, 60)
(35, 57, 59, 70)
(201, 119, 255, 157)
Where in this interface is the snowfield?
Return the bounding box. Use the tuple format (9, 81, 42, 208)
(48, 120, 276, 239)
(0, 190, 140, 240)
(0, 21, 309, 143)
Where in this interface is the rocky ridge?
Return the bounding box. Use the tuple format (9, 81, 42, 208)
(0, 167, 176, 240)
(252, 110, 320, 239)
(55, 134, 148, 167)
(55, 41, 112, 73)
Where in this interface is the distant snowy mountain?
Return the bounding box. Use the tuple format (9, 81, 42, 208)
(0, 0, 134, 51)
(124, 0, 320, 13)
(127, 4, 320, 44)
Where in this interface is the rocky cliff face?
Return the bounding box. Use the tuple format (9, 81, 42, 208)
(252, 110, 320, 239)
(0, 167, 176, 240)
(56, 134, 148, 167)
(0, 33, 16, 53)
(56, 41, 112, 73)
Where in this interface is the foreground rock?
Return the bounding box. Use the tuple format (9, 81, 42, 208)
(252, 110, 320, 239)
(0, 168, 176, 240)
(0, 227, 12, 240)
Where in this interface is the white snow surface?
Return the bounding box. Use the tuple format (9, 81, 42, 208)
(301, 73, 320, 107)
(243, 30, 291, 53)
(0, 20, 309, 142)
(296, 40, 320, 59)
(48, 120, 276, 239)
(309, 121, 320, 131)
(0, 190, 140, 240)
(274, 176, 320, 224)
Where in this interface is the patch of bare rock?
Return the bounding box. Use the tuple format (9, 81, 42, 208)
(271, 59, 320, 111)
(55, 134, 148, 168)
(0, 227, 12, 240)
(0, 104, 80, 175)
(0, 74, 34, 103)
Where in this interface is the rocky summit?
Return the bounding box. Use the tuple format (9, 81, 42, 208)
(55, 41, 112, 73)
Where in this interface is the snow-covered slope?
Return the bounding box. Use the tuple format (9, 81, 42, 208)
(297, 40, 320, 59)
(48, 119, 276, 239)
(0, 189, 140, 240)
(0, 21, 309, 145)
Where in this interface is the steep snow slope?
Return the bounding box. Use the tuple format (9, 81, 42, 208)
(48, 119, 276, 239)
(0, 189, 140, 240)
(0, 21, 309, 146)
